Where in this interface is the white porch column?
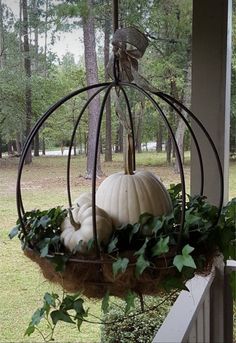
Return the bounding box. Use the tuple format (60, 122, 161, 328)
(191, 0, 232, 204)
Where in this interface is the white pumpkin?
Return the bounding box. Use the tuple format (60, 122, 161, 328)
(60, 200, 113, 254)
(73, 192, 92, 208)
(96, 170, 172, 228)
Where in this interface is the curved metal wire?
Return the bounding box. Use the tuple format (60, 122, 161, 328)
(117, 83, 187, 248)
(154, 93, 205, 196)
(92, 84, 114, 258)
(67, 84, 110, 207)
(16, 82, 111, 232)
(17, 80, 223, 250)
(157, 92, 224, 224)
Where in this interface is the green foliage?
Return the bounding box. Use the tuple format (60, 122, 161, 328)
(10, 207, 67, 269)
(101, 291, 110, 314)
(135, 254, 150, 277)
(25, 291, 88, 341)
(152, 236, 170, 257)
(124, 291, 137, 314)
(112, 257, 129, 277)
(10, 184, 236, 339)
(173, 244, 196, 272)
(101, 296, 172, 343)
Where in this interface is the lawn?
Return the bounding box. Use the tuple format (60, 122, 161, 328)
(0, 152, 235, 342)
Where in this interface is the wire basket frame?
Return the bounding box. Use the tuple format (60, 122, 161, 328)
(16, 80, 224, 260)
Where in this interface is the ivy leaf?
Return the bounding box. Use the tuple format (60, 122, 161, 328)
(43, 292, 57, 315)
(152, 236, 169, 257)
(107, 236, 118, 253)
(135, 255, 150, 277)
(61, 295, 76, 311)
(124, 290, 137, 314)
(161, 275, 189, 292)
(24, 325, 35, 337)
(182, 244, 195, 256)
(75, 240, 84, 253)
(87, 238, 94, 251)
(173, 244, 196, 272)
(37, 215, 50, 228)
(74, 298, 86, 317)
(112, 257, 129, 277)
(134, 237, 149, 256)
(184, 212, 202, 231)
(101, 291, 110, 314)
(73, 298, 87, 331)
(142, 216, 162, 236)
(49, 255, 69, 272)
(40, 243, 49, 257)
(30, 308, 45, 326)
(9, 225, 20, 239)
(139, 213, 153, 225)
(173, 255, 191, 272)
(44, 292, 57, 306)
(151, 218, 163, 235)
(77, 317, 83, 332)
(50, 310, 75, 326)
(129, 223, 140, 242)
(168, 183, 182, 198)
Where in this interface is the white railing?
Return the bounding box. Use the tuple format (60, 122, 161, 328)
(153, 257, 236, 343)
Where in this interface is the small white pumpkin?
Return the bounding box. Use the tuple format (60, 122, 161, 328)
(73, 192, 92, 208)
(96, 170, 172, 228)
(60, 199, 113, 254)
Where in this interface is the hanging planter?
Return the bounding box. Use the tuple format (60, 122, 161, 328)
(12, 57, 226, 296)
(9, 1, 236, 338)
(13, 22, 225, 296)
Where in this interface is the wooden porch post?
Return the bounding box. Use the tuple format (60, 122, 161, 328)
(191, 2, 232, 341)
(191, 0, 232, 205)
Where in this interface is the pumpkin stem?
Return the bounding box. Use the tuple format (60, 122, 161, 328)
(124, 133, 134, 175)
(68, 209, 81, 231)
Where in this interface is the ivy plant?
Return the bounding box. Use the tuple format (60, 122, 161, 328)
(9, 184, 236, 341)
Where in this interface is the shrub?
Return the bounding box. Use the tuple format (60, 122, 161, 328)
(101, 295, 173, 343)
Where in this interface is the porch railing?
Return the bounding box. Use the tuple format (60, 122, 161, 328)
(153, 257, 236, 343)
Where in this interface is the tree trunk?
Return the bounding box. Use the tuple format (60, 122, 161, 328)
(72, 99, 77, 156)
(22, 0, 32, 164)
(42, 136, 45, 155)
(166, 135, 172, 165)
(33, 0, 39, 70)
(104, 5, 112, 162)
(115, 122, 123, 153)
(82, 0, 102, 178)
(166, 77, 178, 165)
(0, 0, 4, 68)
(19, 0, 23, 65)
(16, 132, 21, 154)
(135, 100, 145, 153)
(34, 133, 39, 156)
(32, 0, 40, 157)
(156, 123, 163, 152)
(84, 132, 87, 155)
(174, 46, 192, 173)
(0, 0, 4, 159)
(0, 136, 2, 158)
(136, 120, 142, 153)
(7, 141, 13, 155)
(44, 0, 48, 77)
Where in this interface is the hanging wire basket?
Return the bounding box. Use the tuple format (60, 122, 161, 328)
(15, 22, 224, 299)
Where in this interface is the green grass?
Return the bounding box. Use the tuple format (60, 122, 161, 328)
(0, 153, 235, 342)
